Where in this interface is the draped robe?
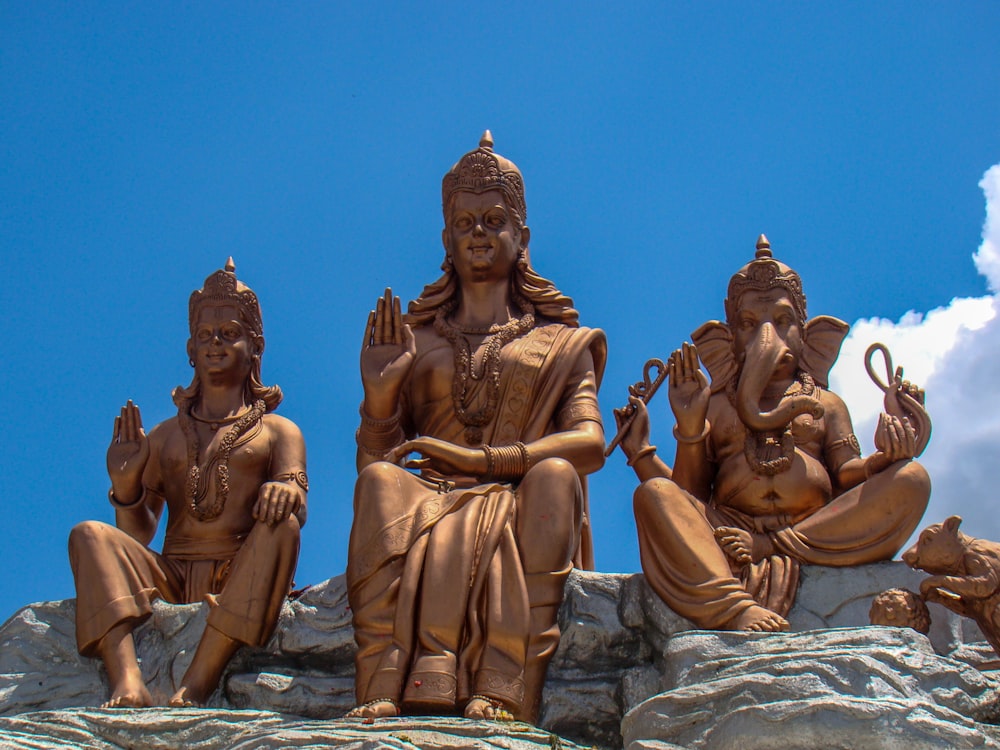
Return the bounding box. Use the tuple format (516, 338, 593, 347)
(347, 322, 605, 715)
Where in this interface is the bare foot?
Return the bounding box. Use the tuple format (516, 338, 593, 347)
(729, 604, 789, 632)
(168, 686, 205, 708)
(101, 678, 152, 709)
(714, 526, 774, 565)
(345, 699, 400, 719)
(464, 696, 512, 721)
(464, 696, 496, 720)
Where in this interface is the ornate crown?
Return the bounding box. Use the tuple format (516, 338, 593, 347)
(441, 131, 527, 224)
(188, 258, 263, 337)
(725, 235, 807, 326)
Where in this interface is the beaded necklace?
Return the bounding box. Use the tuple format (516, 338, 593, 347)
(177, 399, 266, 520)
(433, 296, 535, 445)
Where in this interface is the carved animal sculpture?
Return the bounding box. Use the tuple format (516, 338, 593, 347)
(903, 516, 1000, 657)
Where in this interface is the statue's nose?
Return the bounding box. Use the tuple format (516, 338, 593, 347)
(472, 221, 486, 237)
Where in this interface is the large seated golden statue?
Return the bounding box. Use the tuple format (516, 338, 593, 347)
(346, 133, 606, 722)
(68, 260, 307, 707)
(620, 236, 930, 632)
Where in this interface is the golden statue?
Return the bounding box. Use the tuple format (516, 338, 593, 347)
(617, 236, 930, 632)
(904, 516, 1000, 661)
(69, 260, 307, 707)
(346, 133, 606, 723)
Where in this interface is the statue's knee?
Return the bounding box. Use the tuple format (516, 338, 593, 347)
(68, 519, 111, 554)
(354, 461, 403, 512)
(633, 478, 676, 518)
(254, 512, 301, 544)
(522, 457, 582, 515)
(896, 460, 931, 509)
(278, 512, 301, 540)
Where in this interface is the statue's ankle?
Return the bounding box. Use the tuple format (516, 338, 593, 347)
(752, 532, 777, 561)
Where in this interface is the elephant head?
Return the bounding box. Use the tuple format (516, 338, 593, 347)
(692, 236, 849, 432)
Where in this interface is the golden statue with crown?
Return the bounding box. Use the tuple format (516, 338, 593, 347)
(69, 259, 307, 707)
(615, 236, 931, 632)
(346, 132, 607, 723)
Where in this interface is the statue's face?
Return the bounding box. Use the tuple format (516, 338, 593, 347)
(444, 189, 526, 285)
(188, 303, 257, 382)
(731, 288, 803, 379)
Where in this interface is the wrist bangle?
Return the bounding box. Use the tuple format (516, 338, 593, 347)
(627, 444, 656, 467)
(108, 487, 143, 509)
(673, 422, 711, 444)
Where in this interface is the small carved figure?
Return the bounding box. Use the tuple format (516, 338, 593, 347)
(346, 133, 606, 723)
(903, 516, 1000, 657)
(869, 588, 930, 634)
(618, 236, 930, 632)
(68, 260, 307, 708)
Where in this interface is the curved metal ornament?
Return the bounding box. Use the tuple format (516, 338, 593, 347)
(864, 342, 932, 457)
(605, 358, 668, 457)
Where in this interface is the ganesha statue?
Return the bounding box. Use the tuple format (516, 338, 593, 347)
(617, 235, 930, 632)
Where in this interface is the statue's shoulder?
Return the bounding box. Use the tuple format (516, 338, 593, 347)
(261, 411, 304, 439)
(815, 386, 850, 415)
(147, 414, 180, 446)
(411, 321, 451, 353)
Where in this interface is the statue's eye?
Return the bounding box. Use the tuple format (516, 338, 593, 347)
(453, 216, 473, 230)
(486, 212, 506, 229)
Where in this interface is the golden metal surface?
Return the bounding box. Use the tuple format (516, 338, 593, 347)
(619, 236, 931, 633)
(346, 134, 606, 723)
(69, 261, 307, 708)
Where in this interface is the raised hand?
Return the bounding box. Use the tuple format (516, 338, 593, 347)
(107, 400, 149, 505)
(360, 288, 417, 417)
(614, 396, 651, 462)
(667, 343, 710, 438)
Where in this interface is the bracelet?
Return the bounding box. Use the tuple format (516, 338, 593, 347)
(673, 422, 711, 444)
(359, 405, 402, 430)
(356, 404, 405, 457)
(627, 444, 657, 467)
(483, 442, 530, 481)
(108, 487, 143, 509)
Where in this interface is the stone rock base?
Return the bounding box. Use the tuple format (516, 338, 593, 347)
(622, 627, 1000, 750)
(0, 709, 589, 749)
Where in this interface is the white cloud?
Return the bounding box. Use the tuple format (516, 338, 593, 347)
(829, 163, 1000, 546)
(973, 165, 1000, 292)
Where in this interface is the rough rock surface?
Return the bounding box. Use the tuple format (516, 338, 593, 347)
(2, 563, 998, 749)
(622, 627, 1000, 750)
(0, 709, 590, 749)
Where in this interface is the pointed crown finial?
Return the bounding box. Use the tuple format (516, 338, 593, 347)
(189, 259, 263, 337)
(441, 130, 526, 225)
(755, 234, 772, 259)
(726, 233, 807, 326)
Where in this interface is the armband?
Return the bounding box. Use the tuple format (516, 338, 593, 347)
(273, 471, 309, 492)
(108, 487, 144, 509)
(828, 433, 862, 456)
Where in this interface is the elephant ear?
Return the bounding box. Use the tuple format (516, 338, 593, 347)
(691, 320, 737, 393)
(801, 316, 850, 388)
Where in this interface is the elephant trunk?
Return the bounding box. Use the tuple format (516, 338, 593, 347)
(735, 322, 823, 432)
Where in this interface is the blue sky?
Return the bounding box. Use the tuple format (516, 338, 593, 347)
(2, 3, 998, 622)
